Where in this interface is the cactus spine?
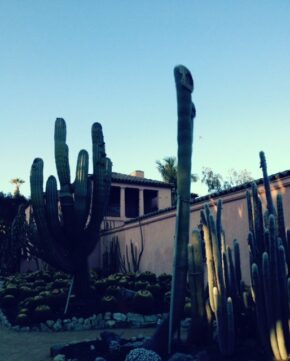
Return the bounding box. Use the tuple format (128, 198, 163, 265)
(30, 119, 112, 299)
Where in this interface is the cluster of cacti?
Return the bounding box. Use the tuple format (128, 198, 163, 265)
(247, 151, 290, 360)
(28, 118, 112, 299)
(102, 237, 122, 275)
(200, 200, 239, 356)
(0, 269, 176, 326)
(102, 232, 145, 275)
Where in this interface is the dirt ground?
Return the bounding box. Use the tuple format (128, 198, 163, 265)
(0, 325, 156, 361)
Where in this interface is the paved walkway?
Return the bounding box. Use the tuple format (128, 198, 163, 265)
(0, 325, 156, 361)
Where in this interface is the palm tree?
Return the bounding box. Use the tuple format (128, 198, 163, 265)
(10, 178, 25, 197)
(156, 156, 198, 205)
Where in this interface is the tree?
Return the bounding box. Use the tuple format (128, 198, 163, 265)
(0, 192, 28, 274)
(156, 156, 198, 205)
(10, 178, 25, 197)
(201, 167, 253, 193)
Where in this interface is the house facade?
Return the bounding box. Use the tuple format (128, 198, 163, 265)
(94, 170, 290, 284)
(102, 170, 173, 230)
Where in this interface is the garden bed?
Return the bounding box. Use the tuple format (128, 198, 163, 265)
(0, 270, 187, 330)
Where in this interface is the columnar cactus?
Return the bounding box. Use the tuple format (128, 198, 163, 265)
(247, 151, 290, 360)
(30, 119, 112, 299)
(201, 201, 236, 356)
(187, 228, 206, 343)
(168, 65, 195, 353)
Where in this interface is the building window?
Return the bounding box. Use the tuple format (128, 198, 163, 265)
(107, 186, 120, 217)
(125, 188, 139, 218)
(144, 189, 158, 214)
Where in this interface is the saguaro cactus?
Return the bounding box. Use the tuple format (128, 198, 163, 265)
(30, 119, 112, 299)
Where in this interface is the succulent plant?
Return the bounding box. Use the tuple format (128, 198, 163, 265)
(16, 312, 30, 326)
(33, 304, 52, 323)
(133, 290, 154, 314)
(101, 295, 118, 312)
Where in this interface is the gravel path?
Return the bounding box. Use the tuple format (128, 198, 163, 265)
(0, 325, 156, 361)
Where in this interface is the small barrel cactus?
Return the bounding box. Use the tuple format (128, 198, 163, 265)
(125, 347, 161, 361)
(133, 290, 154, 314)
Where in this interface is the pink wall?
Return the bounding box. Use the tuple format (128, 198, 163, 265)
(99, 174, 290, 285)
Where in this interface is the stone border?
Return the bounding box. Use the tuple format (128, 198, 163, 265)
(0, 309, 169, 332)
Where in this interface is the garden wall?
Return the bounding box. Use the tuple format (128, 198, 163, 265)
(94, 172, 290, 284)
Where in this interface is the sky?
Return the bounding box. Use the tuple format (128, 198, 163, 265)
(0, 1, 289, 197)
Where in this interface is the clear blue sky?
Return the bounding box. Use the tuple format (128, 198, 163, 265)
(0, 1, 289, 197)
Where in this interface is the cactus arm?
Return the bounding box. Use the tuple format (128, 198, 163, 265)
(276, 246, 290, 360)
(54, 118, 74, 238)
(74, 149, 89, 231)
(227, 246, 237, 300)
(90, 122, 106, 228)
(188, 228, 205, 341)
(251, 263, 269, 351)
(277, 193, 290, 271)
(88, 123, 112, 233)
(259, 151, 275, 216)
(226, 297, 235, 355)
(169, 65, 194, 353)
(54, 118, 71, 187)
(45, 175, 64, 244)
(246, 190, 255, 239)
(202, 209, 216, 312)
(216, 199, 223, 250)
(251, 182, 264, 261)
(233, 240, 242, 296)
(30, 158, 72, 272)
(262, 252, 281, 359)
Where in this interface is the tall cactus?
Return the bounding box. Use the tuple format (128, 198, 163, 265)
(247, 152, 289, 360)
(187, 228, 206, 343)
(29, 119, 112, 299)
(143, 65, 195, 357)
(168, 64, 195, 353)
(201, 201, 236, 356)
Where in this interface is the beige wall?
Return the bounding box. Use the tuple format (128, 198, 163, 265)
(98, 175, 290, 285)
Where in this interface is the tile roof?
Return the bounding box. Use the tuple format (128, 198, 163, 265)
(111, 172, 172, 188)
(123, 169, 290, 224)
